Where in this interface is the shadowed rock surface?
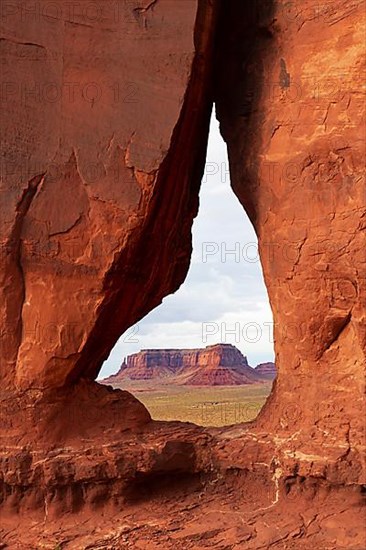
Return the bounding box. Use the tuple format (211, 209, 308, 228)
(0, 0, 217, 392)
(215, 0, 366, 479)
(0, 0, 365, 547)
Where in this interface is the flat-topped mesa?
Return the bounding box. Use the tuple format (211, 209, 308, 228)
(109, 348, 202, 380)
(255, 362, 277, 380)
(130, 348, 202, 370)
(179, 344, 260, 385)
(197, 343, 250, 369)
(103, 343, 262, 385)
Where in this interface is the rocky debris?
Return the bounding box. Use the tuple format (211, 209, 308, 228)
(255, 362, 277, 380)
(103, 344, 263, 385)
(1, 423, 365, 549)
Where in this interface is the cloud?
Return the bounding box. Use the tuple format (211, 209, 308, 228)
(99, 114, 274, 378)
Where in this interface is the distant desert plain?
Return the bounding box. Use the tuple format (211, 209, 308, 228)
(102, 344, 275, 426)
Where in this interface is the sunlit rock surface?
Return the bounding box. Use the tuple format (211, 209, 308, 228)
(0, 0, 365, 547)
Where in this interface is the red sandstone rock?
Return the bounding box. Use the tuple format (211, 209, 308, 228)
(254, 362, 276, 380)
(0, 0, 218, 391)
(105, 348, 201, 381)
(0, 0, 365, 547)
(177, 344, 261, 385)
(104, 343, 261, 385)
(215, 0, 366, 480)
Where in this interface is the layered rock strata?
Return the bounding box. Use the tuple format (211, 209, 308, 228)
(104, 343, 261, 385)
(254, 362, 277, 379)
(0, 0, 365, 547)
(214, 0, 366, 482)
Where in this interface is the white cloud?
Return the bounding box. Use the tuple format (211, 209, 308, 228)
(99, 114, 274, 378)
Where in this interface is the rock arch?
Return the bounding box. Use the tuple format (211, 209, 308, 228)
(0, 0, 364, 545)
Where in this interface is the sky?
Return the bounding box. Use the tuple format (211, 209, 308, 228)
(99, 113, 274, 379)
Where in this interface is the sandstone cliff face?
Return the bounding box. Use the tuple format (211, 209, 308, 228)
(182, 344, 259, 385)
(104, 343, 260, 385)
(215, 0, 366, 483)
(0, 0, 218, 391)
(0, 0, 365, 546)
(119, 348, 202, 378)
(255, 362, 276, 379)
(106, 348, 199, 381)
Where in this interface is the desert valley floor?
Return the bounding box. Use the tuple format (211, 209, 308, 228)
(103, 380, 273, 427)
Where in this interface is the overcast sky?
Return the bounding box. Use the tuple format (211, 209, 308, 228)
(99, 113, 274, 379)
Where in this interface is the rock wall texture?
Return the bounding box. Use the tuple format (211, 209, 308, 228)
(104, 343, 260, 384)
(254, 361, 277, 379)
(215, 0, 365, 484)
(0, 0, 218, 391)
(0, 0, 365, 547)
(114, 347, 205, 379)
(178, 343, 259, 385)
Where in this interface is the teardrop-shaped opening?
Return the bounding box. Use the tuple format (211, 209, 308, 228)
(99, 112, 275, 426)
